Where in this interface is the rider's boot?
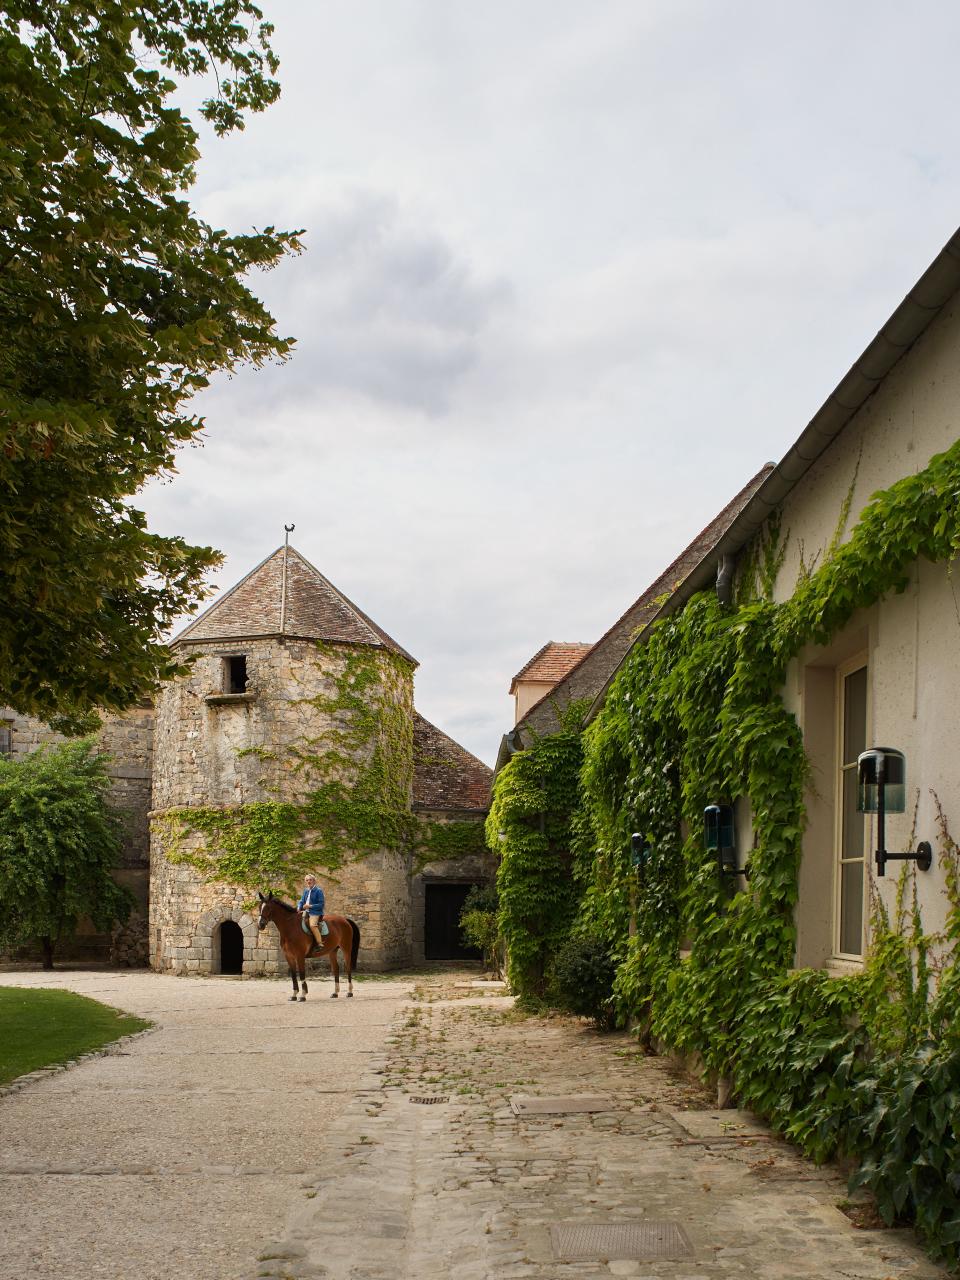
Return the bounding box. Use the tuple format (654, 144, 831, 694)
(310, 922, 324, 950)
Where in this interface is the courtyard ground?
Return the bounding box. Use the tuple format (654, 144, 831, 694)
(0, 967, 950, 1280)
(258, 971, 949, 1280)
(0, 967, 412, 1280)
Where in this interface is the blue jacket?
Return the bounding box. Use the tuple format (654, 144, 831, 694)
(298, 885, 325, 915)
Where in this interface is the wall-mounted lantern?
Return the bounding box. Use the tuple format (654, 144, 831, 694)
(856, 748, 932, 878)
(704, 804, 738, 877)
(631, 832, 650, 881)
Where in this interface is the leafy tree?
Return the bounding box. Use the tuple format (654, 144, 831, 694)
(0, 2, 302, 732)
(0, 739, 133, 968)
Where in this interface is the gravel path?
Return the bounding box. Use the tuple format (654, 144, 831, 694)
(0, 968, 413, 1280)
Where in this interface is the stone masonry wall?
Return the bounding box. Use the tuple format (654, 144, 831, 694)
(150, 637, 416, 974)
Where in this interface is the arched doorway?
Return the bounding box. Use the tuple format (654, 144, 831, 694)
(216, 920, 245, 974)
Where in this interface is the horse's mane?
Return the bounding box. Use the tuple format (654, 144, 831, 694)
(271, 898, 297, 913)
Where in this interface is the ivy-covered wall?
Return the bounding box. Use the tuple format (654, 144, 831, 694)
(492, 431, 960, 1264)
(150, 636, 417, 972)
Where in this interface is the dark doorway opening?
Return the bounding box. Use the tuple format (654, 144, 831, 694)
(424, 883, 481, 961)
(217, 920, 244, 974)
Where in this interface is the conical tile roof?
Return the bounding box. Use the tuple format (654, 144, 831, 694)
(174, 546, 416, 663)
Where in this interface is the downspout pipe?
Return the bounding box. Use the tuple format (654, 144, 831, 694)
(716, 554, 736, 608)
(493, 727, 523, 779)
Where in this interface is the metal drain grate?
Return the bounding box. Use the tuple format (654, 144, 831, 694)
(409, 1095, 449, 1105)
(551, 1222, 694, 1262)
(510, 1095, 613, 1116)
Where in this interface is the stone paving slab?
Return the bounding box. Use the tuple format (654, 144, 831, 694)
(255, 975, 949, 1280)
(668, 1109, 774, 1140)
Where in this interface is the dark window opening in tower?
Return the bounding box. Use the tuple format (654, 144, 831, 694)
(224, 655, 248, 693)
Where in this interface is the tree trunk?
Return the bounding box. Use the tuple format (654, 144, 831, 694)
(40, 935, 54, 970)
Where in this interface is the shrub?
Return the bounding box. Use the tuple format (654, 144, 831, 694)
(551, 934, 618, 1029)
(460, 883, 503, 977)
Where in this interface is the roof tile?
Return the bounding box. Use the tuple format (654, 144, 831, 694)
(413, 713, 492, 812)
(175, 547, 415, 662)
(509, 642, 593, 694)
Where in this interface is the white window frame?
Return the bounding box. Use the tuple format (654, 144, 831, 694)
(833, 653, 870, 961)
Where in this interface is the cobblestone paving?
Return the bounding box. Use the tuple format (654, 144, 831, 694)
(255, 975, 948, 1280)
(0, 968, 412, 1280)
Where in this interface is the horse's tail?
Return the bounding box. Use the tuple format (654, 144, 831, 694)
(347, 917, 360, 972)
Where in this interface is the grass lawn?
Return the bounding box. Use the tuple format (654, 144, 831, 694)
(0, 987, 151, 1085)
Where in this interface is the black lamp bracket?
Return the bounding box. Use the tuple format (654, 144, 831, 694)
(872, 770, 932, 878)
(718, 850, 739, 878)
(876, 841, 932, 878)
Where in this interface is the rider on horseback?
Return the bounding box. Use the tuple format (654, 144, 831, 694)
(298, 873, 325, 949)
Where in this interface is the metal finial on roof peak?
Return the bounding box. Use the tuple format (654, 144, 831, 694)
(280, 523, 295, 634)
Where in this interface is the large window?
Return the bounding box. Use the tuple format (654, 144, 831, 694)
(836, 660, 868, 958)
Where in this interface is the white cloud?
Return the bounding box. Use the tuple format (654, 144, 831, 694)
(142, 0, 960, 764)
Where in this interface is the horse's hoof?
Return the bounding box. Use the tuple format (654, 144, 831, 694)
(298, 995, 307, 1002)
(289, 995, 298, 1001)
(330, 991, 338, 998)
(346, 991, 354, 998)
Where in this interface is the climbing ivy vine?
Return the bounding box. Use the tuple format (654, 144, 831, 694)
(494, 437, 960, 1264)
(412, 818, 488, 873)
(158, 643, 416, 897)
(487, 704, 587, 995)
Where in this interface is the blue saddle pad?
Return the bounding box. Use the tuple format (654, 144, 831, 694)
(302, 916, 329, 938)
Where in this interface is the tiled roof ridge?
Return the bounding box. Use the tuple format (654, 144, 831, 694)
(174, 546, 285, 644)
(289, 548, 416, 663)
(510, 640, 593, 688)
(173, 545, 416, 663)
(413, 711, 492, 775)
(412, 711, 493, 811)
(515, 461, 775, 731)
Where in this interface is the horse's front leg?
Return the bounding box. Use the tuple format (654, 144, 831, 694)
(298, 962, 307, 1002)
(329, 950, 340, 998)
(289, 965, 299, 1001)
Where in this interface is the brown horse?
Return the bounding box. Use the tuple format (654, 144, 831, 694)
(257, 892, 360, 1001)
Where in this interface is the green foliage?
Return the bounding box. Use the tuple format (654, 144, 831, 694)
(0, 986, 149, 1084)
(414, 818, 488, 871)
(493, 438, 960, 1264)
(162, 645, 416, 897)
(550, 934, 618, 1029)
(848, 1042, 960, 1258)
(730, 969, 867, 1161)
(0, 2, 301, 729)
(460, 883, 503, 976)
(488, 727, 584, 995)
(0, 739, 134, 966)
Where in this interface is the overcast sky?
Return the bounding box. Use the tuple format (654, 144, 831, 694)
(140, 1, 960, 765)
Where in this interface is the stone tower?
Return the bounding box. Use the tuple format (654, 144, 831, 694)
(149, 545, 418, 974)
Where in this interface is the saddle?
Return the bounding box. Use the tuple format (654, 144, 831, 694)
(301, 916, 329, 939)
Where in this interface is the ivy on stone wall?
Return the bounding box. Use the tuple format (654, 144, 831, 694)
(413, 818, 488, 873)
(495, 438, 960, 1264)
(487, 705, 587, 996)
(159, 643, 416, 897)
